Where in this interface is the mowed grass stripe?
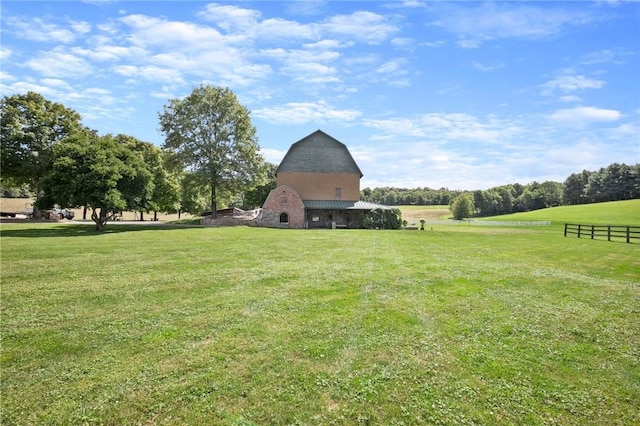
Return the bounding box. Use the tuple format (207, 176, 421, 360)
(1, 224, 638, 425)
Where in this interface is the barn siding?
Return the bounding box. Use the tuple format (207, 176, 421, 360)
(277, 172, 360, 201)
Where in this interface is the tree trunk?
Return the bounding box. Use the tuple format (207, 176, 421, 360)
(140, 210, 144, 221)
(83, 206, 87, 220)
(210, 181, 217, 219)
(153, 211, 157, 221)
(91, 207, 108, 231)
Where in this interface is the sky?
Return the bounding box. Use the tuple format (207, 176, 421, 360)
(1, 0, 639, 190)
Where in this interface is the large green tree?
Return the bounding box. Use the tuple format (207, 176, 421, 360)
(116, 134, 181, 220)
(450, 193, 474, 220)
(1, 92, 83, 217)
(159, 85, 266, 218)
(242, 162, 277, 209)
(40, 131, 153, 231)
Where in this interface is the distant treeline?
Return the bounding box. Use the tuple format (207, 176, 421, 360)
(361, 163, 640, 217)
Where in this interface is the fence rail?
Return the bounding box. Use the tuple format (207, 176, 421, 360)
(564, 223, 640, 244)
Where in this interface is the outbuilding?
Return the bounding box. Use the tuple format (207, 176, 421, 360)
(260, 130, 389, 229)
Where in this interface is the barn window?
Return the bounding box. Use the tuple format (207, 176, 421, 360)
(335, 188, 342, 199)
(279, 212, 289, 224)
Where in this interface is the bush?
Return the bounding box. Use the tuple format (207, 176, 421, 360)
(0, 184, 32, 198)
(362, 208, 402, 229)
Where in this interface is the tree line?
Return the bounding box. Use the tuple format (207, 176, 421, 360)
(361, 163, 639, 218)
(2, 90, 637, 230)
(1, 88, 267, 230)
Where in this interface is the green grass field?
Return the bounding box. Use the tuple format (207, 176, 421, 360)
(1, 219, 639, 424)
(481, 199, 640, 225)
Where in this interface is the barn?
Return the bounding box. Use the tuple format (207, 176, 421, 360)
(260, 130, 389, 229)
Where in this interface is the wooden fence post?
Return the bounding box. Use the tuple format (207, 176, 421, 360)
(627, 226, 631, 244)
(607, 226, 611, 241)
(564, 223, 568, 237)
(578, 224, 582, 238)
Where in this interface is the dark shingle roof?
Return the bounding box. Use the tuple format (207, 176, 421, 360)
(277, 130, 363, 177)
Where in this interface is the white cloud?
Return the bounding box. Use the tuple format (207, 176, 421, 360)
(257, 18, 319, 41)
(197, 3, 261, 31)
(0, 48, 12, 60)
(540, 69, 605, 96)
(116, 13, 273, 86)
(607, 122, 640, 139)
(25, 48, 93, 77)
(198, 3, 318, 41)
(581, 48, 633, 65)
(0, 71, 14, 82)
(71, 44, 147, 62)
(321, 11, 399, 44)
(285, 1, 328, 16)
(6, 17, 90, 43)
(472, 61, 505, 72)
(260, 147, 287, 165)
(435, 2, 600, 47)
(112, 65, 185, 84)
(39, 78, 73, 91)
(253, 101, 361, 124)
(262, 48, 340, 85)
(363, 113, 522, 143)
(119, 14, 235, 49)
(303, 39, 352, 49)
(559, 95, 583, 103)
(377, 59, 406, 74)
(421, 39, 446, 48)
(391, 37, 414, 47)
(549, 106, 622, 124)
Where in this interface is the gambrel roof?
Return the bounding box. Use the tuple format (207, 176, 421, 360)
(276, 130, 363, 177)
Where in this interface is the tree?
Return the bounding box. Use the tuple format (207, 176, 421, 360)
(179, 172, 210, 216)
(40, 131, 153, 231)
(539, 181, 563, 207)
(243, 162, 277, 209)
(1, 92, 83, 217)
(117, 135, 181, 219)
(563, 170, 590, 205)
(362, 208, 402, 229)
(450, 193, 474, 220)
(159, 85, 266, 219)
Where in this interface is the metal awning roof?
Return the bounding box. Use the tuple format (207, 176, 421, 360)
(303, 200, 391, 210)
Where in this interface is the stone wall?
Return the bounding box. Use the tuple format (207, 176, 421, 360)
(259, 185, 306, 228)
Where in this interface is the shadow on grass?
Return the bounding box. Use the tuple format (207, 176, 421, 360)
(0, 223, 202, 238)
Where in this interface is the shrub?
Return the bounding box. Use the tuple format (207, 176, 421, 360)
(363, 208, 402, 229)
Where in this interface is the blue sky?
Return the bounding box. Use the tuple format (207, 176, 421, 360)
(2, 1, 639, 190)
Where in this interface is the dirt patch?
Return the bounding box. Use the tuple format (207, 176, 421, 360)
(200, 209, 261, 226)
(400, 208, 451, 223)
(0, 198, 197, 222)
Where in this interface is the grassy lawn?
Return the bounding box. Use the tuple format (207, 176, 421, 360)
(1, 223, 639, 425)
(481, 199, 640, 226)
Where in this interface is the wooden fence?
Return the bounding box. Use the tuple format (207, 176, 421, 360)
(564, 223, 640, 244)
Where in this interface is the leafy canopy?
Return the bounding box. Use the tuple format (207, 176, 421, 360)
(1, 92, 83, 214)
(159, 85, 266, 217)
(363, 208, 403, 230)
(40, 131, 153, 230)
(450, 193, 474, 220)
